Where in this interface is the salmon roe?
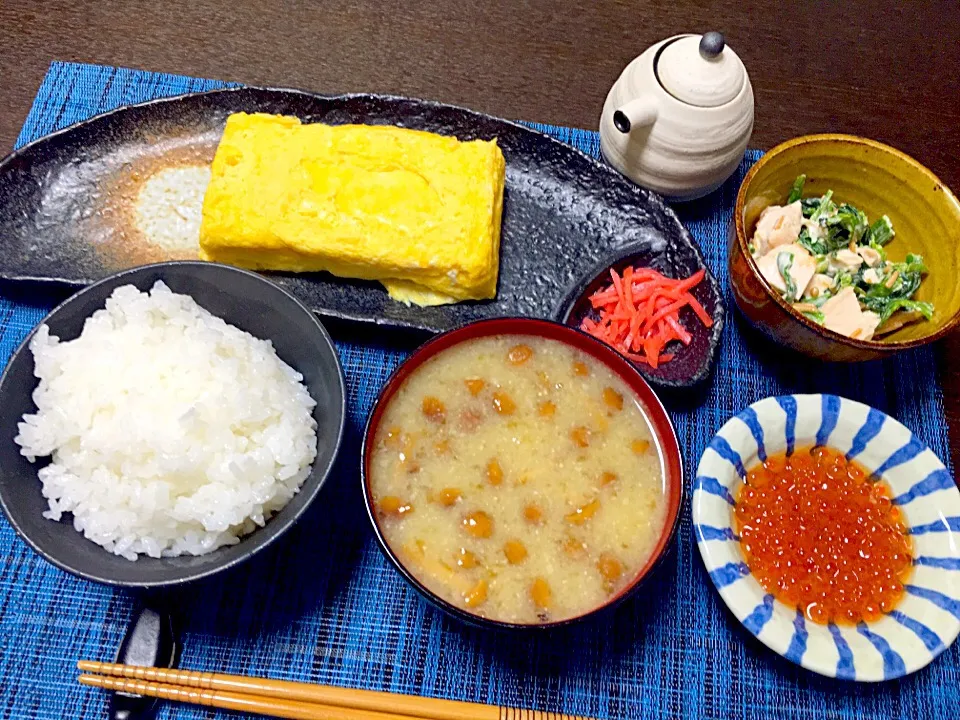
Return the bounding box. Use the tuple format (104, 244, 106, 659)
(734, 446, 912, 626)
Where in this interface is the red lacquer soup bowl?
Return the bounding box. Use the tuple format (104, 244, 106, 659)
(361, 317, 684, 630)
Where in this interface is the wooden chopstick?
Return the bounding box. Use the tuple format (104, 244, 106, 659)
(78, 661, 593, 720)
(78, 673, 413, 720)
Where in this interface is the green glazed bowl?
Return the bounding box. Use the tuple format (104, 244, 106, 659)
(730, 134, 960, 361)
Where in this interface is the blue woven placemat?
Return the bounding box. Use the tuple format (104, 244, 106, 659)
(0, 62, 957, 720)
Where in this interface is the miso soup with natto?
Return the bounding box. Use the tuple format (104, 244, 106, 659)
(368, 334, 668, 624)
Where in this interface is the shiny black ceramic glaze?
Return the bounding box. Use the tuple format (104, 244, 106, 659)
(0, 262, 346, 587)
(109, 604, 178, 720)
(0, 87, 718, 335)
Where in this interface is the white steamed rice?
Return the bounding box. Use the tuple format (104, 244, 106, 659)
(14, 281, 318, 560)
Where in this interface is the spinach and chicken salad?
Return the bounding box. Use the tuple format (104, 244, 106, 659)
(749, 175, 933, 340)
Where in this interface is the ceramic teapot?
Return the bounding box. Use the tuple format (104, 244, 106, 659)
(599, 32, 754, 201)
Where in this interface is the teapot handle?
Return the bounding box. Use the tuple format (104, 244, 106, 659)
(613, 96, 658, 134)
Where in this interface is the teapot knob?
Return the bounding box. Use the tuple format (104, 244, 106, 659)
(699, 32, 725, 58)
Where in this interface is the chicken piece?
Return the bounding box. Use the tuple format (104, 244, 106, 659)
(828, 249, 864, 273)
(862, 268, 883, 285)
(755, 244, 816, 301)
(857, 246, 883, 268)
(752, 201, 803, 256)
(821, 287, 881, 340)
(860, 311, 881, 340)
(804, 273, 835, 300)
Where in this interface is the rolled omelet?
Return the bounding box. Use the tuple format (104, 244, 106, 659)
(199, 113, 505, 305)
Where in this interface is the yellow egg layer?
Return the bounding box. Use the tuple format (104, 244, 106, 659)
(199, 113, 505, 305)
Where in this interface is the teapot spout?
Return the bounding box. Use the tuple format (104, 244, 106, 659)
(612, 96, 658, 133)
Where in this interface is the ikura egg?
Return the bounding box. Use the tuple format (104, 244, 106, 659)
(734, 446, 912, 626)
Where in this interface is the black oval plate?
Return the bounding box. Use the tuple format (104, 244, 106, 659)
(0, 87, 722, 350)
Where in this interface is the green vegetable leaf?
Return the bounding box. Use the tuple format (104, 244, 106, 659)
(833, 203, 868, 245)
(787, 175, 807, 204)
(902, 253, 927, 274)
(860, 254, 931, 320)
(822, 228, 848, 254)
(777, 251, 797, 300)
(796, 226, 826, 256)
(869, 253, 928, 300)
(810, 190, 835, 222)
(802, 309, 825, 324)
(864, 215, 895, 246)
(795, 190, 852, 253)
(810, 291, 832, 308)
(876, 298, 934, 324)
(800, 198, 821, 218)
(862, 278, 895, 300)
(834, 271, 856, 289)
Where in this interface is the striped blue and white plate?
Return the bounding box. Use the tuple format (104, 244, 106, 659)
(693, 394, 960, 681)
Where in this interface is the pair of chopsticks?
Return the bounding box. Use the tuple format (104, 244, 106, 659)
(78, 661, 592, 720)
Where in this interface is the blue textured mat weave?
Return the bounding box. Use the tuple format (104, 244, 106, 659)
(0, 62, 957, 720)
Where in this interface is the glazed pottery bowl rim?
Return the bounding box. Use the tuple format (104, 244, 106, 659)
(734, 133, 960, 351)
(693, 393, 960, 681)
(361, 316, 684, 630)
(0, 260, 347, 587)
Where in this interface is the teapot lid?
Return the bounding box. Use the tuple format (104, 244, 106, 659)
(656, 32, 745, 107)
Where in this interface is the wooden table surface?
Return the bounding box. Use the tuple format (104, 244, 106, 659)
(2, 0, 959, 468)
